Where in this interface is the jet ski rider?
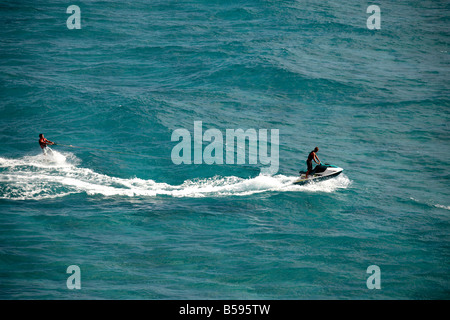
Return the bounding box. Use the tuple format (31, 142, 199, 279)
(305, 147, 320, 178)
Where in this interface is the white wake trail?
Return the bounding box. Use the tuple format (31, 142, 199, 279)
(0, 151, 351, 200)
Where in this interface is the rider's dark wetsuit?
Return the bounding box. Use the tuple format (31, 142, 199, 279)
(306, 150, 315, 172)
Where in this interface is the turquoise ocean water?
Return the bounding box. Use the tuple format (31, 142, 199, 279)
(0, 0, 449, 299)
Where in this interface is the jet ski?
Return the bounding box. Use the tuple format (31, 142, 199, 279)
(293, 163, 343, 185)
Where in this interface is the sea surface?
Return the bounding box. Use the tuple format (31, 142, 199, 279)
(0, 0, 449, 299)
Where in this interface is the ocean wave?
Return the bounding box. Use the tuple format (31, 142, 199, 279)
(409, 197, 450, 211)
